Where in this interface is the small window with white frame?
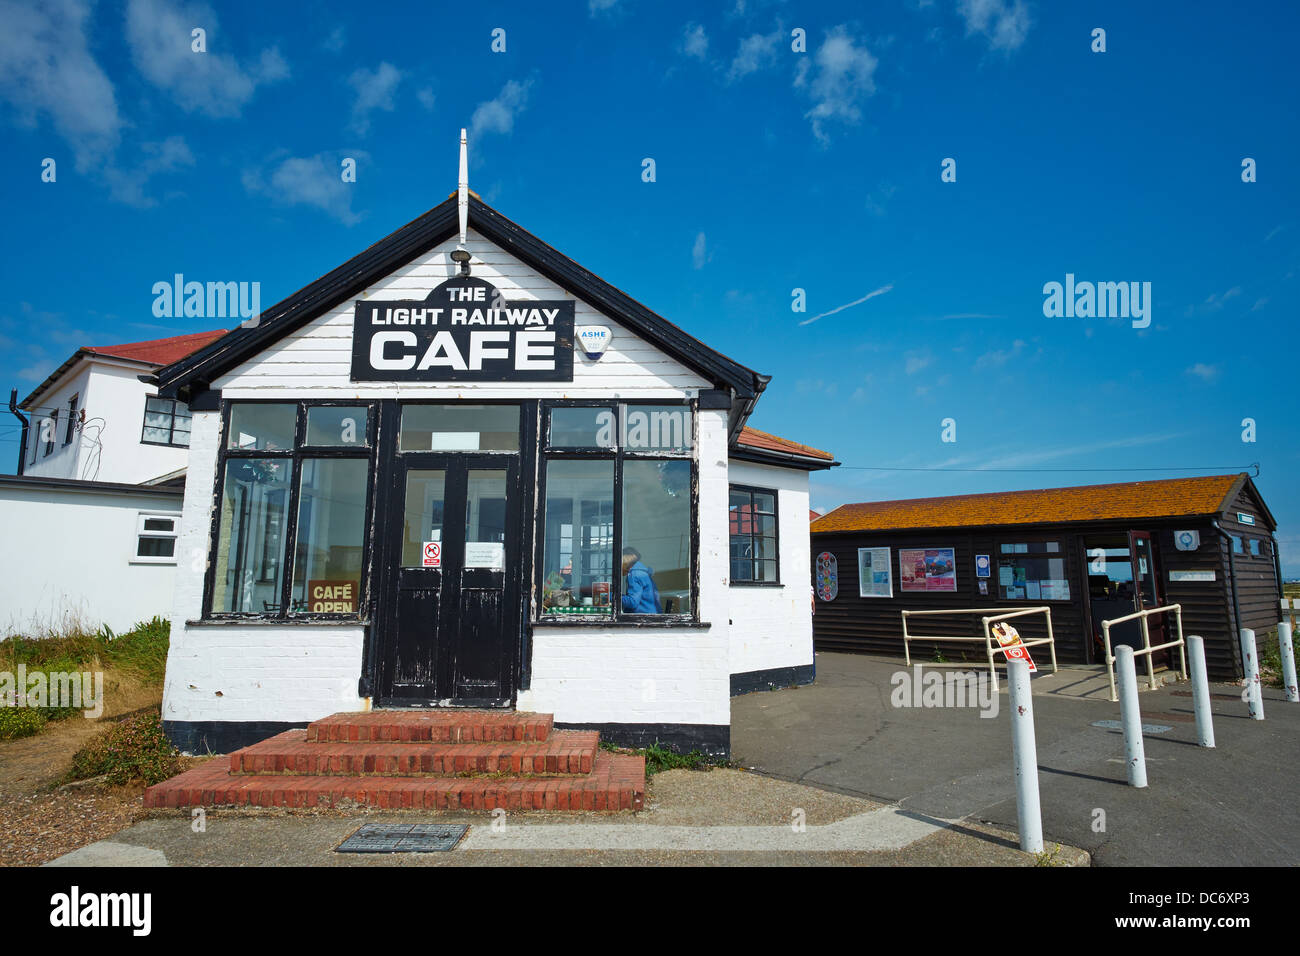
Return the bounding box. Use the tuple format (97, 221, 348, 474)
(135, 513, 181, 563)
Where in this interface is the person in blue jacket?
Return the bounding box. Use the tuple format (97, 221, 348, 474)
(620, 547, 661, 614)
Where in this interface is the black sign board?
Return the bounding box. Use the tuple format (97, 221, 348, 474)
(350, 276, 575, 382)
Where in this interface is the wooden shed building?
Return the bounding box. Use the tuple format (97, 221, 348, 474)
(810, 473, 1281, 681)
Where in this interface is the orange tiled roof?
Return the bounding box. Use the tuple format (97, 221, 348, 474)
(85, 329, 228, 366)
(812, 474, 1247, 534)
(736, 426, 834, 462)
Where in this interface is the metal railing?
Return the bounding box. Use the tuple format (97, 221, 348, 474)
(901, 606, 1059, 690)
(1100, 603, 1186, 702)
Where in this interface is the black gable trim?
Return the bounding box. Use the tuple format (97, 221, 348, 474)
(154, 196, 762, 402)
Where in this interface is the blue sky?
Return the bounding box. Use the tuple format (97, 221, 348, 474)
(1, 0, 1297, 572)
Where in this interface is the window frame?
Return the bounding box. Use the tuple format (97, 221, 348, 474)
(43, 408, 58, 456)
(141, 396, 193, 448)
(64, 394, 78, 445)
(202, 399, 378, 622)
(994, 539, 1073, 602)
(728, 483, 781, 587)
(533, 398, 699, 626)
(133, 512, 181, 565)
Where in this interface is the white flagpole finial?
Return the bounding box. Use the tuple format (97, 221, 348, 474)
(457, 128, 469, 249)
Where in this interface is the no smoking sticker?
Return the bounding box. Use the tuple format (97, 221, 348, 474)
(422, 541, 441, 567)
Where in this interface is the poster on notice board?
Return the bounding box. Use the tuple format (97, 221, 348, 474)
(899, 548, 957, 592)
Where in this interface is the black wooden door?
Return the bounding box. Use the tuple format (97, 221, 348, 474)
(377, 454, 520, 707)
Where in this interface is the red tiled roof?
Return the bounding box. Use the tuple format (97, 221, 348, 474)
(812, 474, 1248, 534)
(84, 329, 228, 366)
(736, 426, 834, 462)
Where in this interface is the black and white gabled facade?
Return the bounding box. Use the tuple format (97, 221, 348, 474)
(151, 194, 834, 757)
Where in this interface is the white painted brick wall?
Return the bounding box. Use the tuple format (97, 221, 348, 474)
(162, 409, 367, 728)
(515, 409, 732, 727)
(725, 460, 815, 677)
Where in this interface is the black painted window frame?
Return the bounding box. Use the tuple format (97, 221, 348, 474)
(64, 394, 78, 445)
(202, 399, 378, 622)
(534, 398, 698, 626)
(728, 483, 781, 586)
(994, 538, 1073, 602)
(43, 408, 58, 456)
(141, 396, 193, 448)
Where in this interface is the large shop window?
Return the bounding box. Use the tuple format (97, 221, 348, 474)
(997, 541, 1071, 601)
(538, 402, 695, 620)
(729, 486, 778, 584)
(209, 403, 373, 617)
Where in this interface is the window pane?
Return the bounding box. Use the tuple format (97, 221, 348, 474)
(306, 406, 369, 446)
(751, 492, 775, 514)
(401, 470, 446, 567)
(290, 459, 368, 614)
(465, 470, 508, 569)
(137, 537, 176, 558)
(754, 534, 778, 561)
(541, 460, 614, 613)
(173, 430, 191, 447)
(754, 559, 778, 583)
(228, 403, 296, 450)
(622, 460, 690, 614)
(548, 407, 615, 449)
(997, 543, 1070, 601)
(145, 397, 173, 414)
(143, 426, 172, 443)
(622, 405, 691, 453)
(211, 458, 290, 612)
(142, 517, 175, 532)
(399, 404, 519, 451)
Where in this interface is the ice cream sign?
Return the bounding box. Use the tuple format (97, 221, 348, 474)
(351, 275, 575, 382)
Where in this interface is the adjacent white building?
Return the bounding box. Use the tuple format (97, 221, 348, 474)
(147, 191, 836, 756)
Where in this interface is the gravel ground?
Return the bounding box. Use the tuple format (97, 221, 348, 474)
(0, 786, 150, 867)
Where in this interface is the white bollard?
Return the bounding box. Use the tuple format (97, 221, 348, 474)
(1279, 621, 1298, 703)
(1006, 658, 1044, 854)
(1186, 635, 1215, 748)
(1115, 645, 1148, 788)
(1240, 628, 1265, 720)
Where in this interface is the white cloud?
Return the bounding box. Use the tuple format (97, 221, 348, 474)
(795, 26, 878, 143)
(470, 79, 533, 140)
(589, 0, 619, 15)
(125, 0, 288, 118)
(974, 338, 1025, 369)
(242, 151, 368, 225)
(348, 62, 402, 135)
(904, 350, 932, 375)
(322, 26, 345, 53)
(416, 87, 436, 112)
(692, 232, 710, 269)
(681, 23, 709, 60)
(0, 0, 122, 171)
(728, 30, 782, 81)
(957, 0, 1032, 52)
(798, 284, 893, 326)
(1186, 363, 1219, 382)
(103, 136, 195, 207)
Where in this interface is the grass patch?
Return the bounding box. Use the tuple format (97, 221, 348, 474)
(1258, 625, 1296, 690)
(0, 706, 48, 740)
(0, 616, 170, 687)
(65, 711, 181, 786)
(600, 738, 730, 776)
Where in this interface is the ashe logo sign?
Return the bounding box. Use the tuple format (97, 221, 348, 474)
(351, 275, 575, 382)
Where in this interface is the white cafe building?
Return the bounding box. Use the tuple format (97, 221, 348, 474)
(150, 165, 836, 757)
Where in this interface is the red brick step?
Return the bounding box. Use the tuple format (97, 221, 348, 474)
(306, 711, 553, 744)
(229, 729, 599, 776)
(144, 751, 646, 812)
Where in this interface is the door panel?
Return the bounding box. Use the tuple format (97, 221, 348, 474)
(1128, 530, 1169, 665)
(377, 454, 519, 706)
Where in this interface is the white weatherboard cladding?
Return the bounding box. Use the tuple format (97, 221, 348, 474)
(214, 230, 710, 399)
(517, 408, 731, 727)
(162, 409, 366, 730)
(726, 460, 814, 677)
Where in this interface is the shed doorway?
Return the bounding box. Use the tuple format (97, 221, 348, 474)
(1082, 531, 1169, 667)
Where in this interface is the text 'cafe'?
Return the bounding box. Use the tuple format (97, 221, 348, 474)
(149, 189, 836, 757)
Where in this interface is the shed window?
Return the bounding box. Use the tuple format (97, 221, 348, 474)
(143, 397, 192, 447)
(1248, 538, 1262, 557)
(537, 402, 695, 620)
(135, 513, 180, 563)
(1232, 536, 1244, 555)
(997, 541, 1070, 600)
(729, 486, 778, 584)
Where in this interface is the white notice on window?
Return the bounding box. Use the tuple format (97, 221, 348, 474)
(464, 541, 505, 569)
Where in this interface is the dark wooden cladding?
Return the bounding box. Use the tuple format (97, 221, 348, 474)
(812, 491, 1281, 682)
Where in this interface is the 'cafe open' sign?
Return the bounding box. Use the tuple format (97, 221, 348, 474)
(351, 275, 575, 382)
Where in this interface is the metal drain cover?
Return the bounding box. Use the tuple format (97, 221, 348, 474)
(1090, 719, 1173, 734)
(337, 823, 469, 854)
